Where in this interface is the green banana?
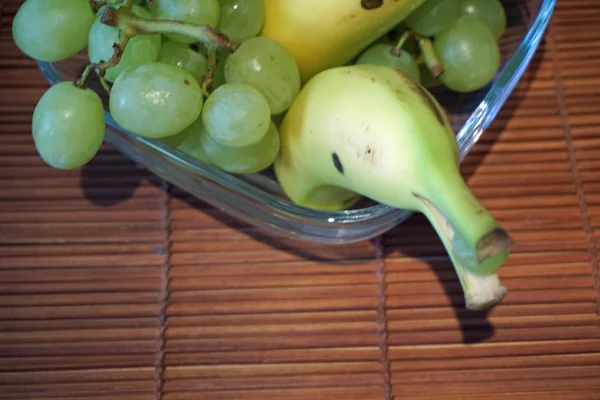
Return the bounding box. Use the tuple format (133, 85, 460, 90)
(274, 64, 514, 310)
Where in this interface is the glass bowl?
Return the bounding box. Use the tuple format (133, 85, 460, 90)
(37, 0, 556, 244)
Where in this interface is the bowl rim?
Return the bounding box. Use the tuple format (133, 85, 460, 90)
(37, 0, 558, 229)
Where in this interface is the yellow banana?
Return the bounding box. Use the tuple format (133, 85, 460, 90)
(274, 64, 514, 310)
(260, 0, 426, 83)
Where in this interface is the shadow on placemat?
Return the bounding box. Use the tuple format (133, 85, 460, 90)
(171, 187, 378, 263)
(380, 41, 545, 345)
(76, 38, 546, 346)
(381, 213, 498, 345)
(461, 39, 547, 183)
(80, 148, 146, 207)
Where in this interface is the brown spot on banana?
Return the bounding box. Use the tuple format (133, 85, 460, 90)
(332, 153, 344, 175)
(361, 0, 383, 10)
(364, 146, 376, 164)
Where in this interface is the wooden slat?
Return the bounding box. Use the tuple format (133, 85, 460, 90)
(0, 5, 167, 399)
(1, 0, 600, 399)
(380, 2, 600, 398)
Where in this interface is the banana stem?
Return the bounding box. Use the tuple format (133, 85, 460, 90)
(413, 171, 514, 310)
(423, 201, 508, 311)
(100, 7, 240, 52)
(423, 171, 514, 275)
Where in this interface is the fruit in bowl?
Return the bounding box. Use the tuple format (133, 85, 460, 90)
(13, 0, 554, 310)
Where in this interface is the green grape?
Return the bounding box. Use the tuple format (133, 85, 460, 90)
(217, 0, 265, 43)
(202, 83, 271, 147)
(459, 0, 507, 40)
(161, 128, 191, 148)
(405, 0, 460, 37)
(170, 117, 212, 164)
(199, 120, 280, 174)
(32, 82, 105, 170)
(434, 16, 500, 93)
(88, 4, 161, 83)
(150, 0, 220, 44)
(356, 43, 420, 83)
(225, 37, 301, 115)
(12, 0, 95, 62)
(178, 131, 211, 164)
(110, 62, 204, 139)
(157, 41, 209, 85)
(161, 117, 211, 163)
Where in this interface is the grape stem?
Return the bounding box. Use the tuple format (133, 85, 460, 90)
(74, 63, 112, 93)
(391, 30, 444, 79)
(74, 65, 94, 89)
(100, 7, 240, 52)
(90, 1, 105, 13)
(96, 70, 113, 94)
(74, 30, 132, 93)
(91, 31, 132, 72)
(418, 37, 444, 79)
(202, 49, 218, 98)
(89, 0, 127, 13)
(392, 33, 411, 56)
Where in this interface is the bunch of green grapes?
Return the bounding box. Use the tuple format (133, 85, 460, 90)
(13, 0, 505, 177)
(12, 0, 293, 175)
(356, 0, 506, 93)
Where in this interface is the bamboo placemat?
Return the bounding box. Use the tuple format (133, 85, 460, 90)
(1, 0, 599, 399)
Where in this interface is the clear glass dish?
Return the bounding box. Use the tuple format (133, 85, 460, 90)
(37, 0, 556, 244)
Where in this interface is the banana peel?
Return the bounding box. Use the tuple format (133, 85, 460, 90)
(260, 0, 427, 83)
(274, 64, 514, 310)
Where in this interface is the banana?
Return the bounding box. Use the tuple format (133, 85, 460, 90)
(274, 64, 514, 310)
(260, 0, 426, 83)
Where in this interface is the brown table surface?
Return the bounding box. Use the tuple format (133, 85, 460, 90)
(1, 0, 599, 399)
